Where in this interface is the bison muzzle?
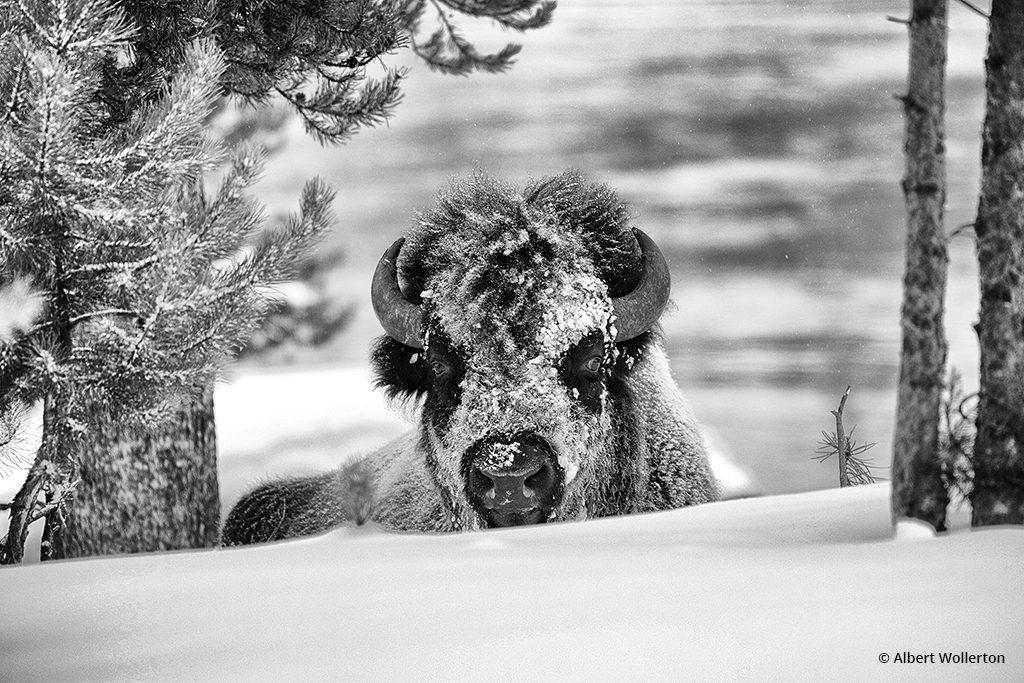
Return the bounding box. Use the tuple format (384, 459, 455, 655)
(221, 171, 719, 544)
(465, 432, 562, 527)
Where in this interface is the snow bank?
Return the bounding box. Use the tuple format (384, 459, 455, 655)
(1, 483, 1021, 681)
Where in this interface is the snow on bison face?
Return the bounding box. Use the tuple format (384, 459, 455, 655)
(370, 172, 669, 529)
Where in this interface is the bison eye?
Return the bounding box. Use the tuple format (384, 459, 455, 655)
(561, 332, 606, 413)
(430, 359, 451, 379)
(423, 333, 466, 434)
(581, 355, 602, 377)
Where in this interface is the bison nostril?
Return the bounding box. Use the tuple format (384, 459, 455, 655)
(524, 460, 554, 494)
(474, 461, 543, 510)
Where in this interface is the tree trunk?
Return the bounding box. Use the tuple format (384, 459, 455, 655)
(891, 0, 950, 531)
(58, 386, 220, 557)
(1, 391, 80, 563)
(2, 225, 80, 564)
(970, 0, 1024, 526)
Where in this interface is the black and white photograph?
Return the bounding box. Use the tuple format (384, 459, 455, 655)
(1, 0, 1021, 679)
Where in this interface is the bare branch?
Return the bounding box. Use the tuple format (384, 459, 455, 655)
(832, 386, 852, 488)
(954, 0, 990, 19)
(949, 221, 976, 239)
(29, 499, 60, 524)
(126, 281, 168, 367)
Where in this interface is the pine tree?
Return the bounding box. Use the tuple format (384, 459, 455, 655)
(970, 0, 1024, 526)
(0, 0, 333, 562)
(1, 0, 555, 561)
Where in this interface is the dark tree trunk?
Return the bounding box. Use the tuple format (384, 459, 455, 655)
(58, 386, 220, 557)
(891, 0, 950, 531)
(970, 0, 1024, 526)
(0, 395, 77, 563)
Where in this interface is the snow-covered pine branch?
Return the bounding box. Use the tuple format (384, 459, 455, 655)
(0, 0, 334, 563)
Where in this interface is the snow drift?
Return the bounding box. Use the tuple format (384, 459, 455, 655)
(1, 367, 1019, 680)
(1, 483, 1021, 681)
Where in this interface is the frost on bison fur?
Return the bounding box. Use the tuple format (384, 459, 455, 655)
(221, 171, 718, 544)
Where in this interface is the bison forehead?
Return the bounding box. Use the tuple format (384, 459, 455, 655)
(535, 272, 614, 355)
(430, 265, 612, 363)
(422, 212, 612, 356)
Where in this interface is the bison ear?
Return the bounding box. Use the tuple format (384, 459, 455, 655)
(370, 335, 430, 402)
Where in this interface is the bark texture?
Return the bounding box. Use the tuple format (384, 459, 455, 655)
(971, 0, 1024, 526)
(0, 397, 76, 563)
(892, 0, 950, 531)
(58, 386, 220, 557)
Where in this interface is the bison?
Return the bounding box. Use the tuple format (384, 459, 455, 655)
(221, 171, 718, 543)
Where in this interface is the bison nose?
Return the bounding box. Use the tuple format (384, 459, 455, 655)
(475, 459, 554, 511)
(467, 437, 561, 526)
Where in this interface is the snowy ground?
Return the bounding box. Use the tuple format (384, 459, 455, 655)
(2, 482, 1021, 681)
(1, 368, 1021, 681)
(215, 365, 412, 513)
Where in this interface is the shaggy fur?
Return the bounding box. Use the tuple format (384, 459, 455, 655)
(400, 171, 642, 301)
(221, 172, 717, 546)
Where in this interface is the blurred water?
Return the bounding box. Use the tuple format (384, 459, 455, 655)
(250, 0, 991, 494)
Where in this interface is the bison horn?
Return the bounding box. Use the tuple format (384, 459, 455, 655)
(372, 230, 668, 347)
(371, 238, 425, 348)
(611, 229, 671, 341)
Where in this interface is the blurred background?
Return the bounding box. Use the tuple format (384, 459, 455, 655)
(240, 0, 992, 495)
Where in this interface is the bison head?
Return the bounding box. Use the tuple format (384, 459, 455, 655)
(370, 172, 670, 529)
